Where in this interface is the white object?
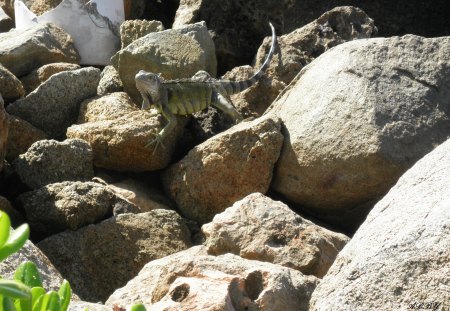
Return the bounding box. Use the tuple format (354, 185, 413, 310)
(14, 0, 124, 65)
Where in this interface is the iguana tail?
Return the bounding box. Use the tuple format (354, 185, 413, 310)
(218, 22, 278, 95)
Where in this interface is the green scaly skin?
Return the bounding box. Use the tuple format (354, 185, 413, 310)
(135, 22, 278, 152)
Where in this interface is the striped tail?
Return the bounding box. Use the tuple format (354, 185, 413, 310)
(219, 22, 277, 95)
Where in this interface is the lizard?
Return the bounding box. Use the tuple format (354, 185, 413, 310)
(135, 22, 278, 152)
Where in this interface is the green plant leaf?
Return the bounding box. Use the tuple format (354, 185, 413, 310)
(3, 296, 17, 311)
(39, 291, 60, 311)
(31, 287, 46, 310)
(57, 280, 71, 311)
(14, 262, 43, 288)
(0, 211, 11, 248)
(129, 303, 147, 311)
(0, 279, 31, 299)
(0, 224, 30, 262)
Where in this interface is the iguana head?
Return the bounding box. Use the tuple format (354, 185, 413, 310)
(135, 70, 163, 110)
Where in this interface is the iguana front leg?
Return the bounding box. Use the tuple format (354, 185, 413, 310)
(146, 105, 177, 154)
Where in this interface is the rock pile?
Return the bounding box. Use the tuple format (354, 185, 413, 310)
(0, 2, 448, 310)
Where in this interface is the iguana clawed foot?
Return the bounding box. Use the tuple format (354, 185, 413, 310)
(145, 132, 166, 154)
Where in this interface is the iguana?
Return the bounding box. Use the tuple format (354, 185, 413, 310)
(135, 22, 278, 151)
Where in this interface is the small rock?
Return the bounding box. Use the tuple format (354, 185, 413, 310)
(112, 22, 216, 103)
(309, 138, 450, 311)
(20, 62, 81, 94)
(38, 210, 192, 302)
(6, 115, 47, 161)
(106, 246, 319, 311)
(68, 301, 110, 311)
(7, 67, 101, 138)
(163, 117, 283, 224)
(0, 239, 65, 292)
(120, 19, 164, 49)
(0, 63, 25, 102)
(203, 193, 350, 278)
(0, 95, 7, 172)
(67, 110, 187, 171)
(78, 92, 137, 123)
(107, 178, 174, 212)
(30, 0, 63, 15)
(0, 6, 13, 32)
(0, 22, 79, 77)
(18, 181, 138, 239)
(97, 65, 123, 96)
(13, 139, 94, 189)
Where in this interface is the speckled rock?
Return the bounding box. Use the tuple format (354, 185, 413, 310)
(13, 139, 94, 189)
(106, 246, 319, 311)
(0, 63, 25, 102)
(18, 181, 138, 239)
(7, 67, 101, 138)
(97, 65, 123, 96)
(38, 210, 192, 302)
(163, 116, 283, 224)
(21, 62, 81, 94)
(120, 19, 164, 48)
(5, 114, 47, 161)
(309, 138, 450, 311)
(67, 110, 187, 172)
(0, 95, 7, 172)
(0, 22, 79, 77)
(112, 22, 216, 103)
(203, 193, 350, 278)
(268, 35, 450, 231)
(77, 92, 137, 123)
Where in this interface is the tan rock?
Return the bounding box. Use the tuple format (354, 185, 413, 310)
(38, 210, 192, 302)
(203, 193, 350, 278)
(310, 138, 450, 311)
(97, 65, 123, 96)
(120, 19, 164, 49)
(0, 63, 25, 102)
(268, 35, 450, 231)
(0, 95, 7, 172)
(67, 110, 187, 171)
(6, 115, 47, 161)
(106, 246, 319, 311)
(163, 117, 283, 224)
(77, 92, 137, 123)
(21, 62, 80, 94)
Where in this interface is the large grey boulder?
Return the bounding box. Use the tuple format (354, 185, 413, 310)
(163, 117, 283, 224)
(112, 22, 216, 103)
(0, 63, 25, 102)
(269, 35, 450, 230)
(13, 139, 94, 189)
(18, 181, 138, 239)
(38, 210, 192, 302)
(106, 246, 319, 311)
(6, 67, 100, 138)
(203, 193, 350, 278)
(0, 22, 79, 77)
(310, 138, 450, 311)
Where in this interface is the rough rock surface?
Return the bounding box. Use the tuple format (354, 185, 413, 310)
(106, 246, 319, 311)
(0, 240, 65, 292)
(107, 179, 173, 212)
(0, 22, 79, 77)
(18, 181, 138, 239)
(203, 193, 350, 278)
(0, 95, 7, 172)
(310, 138, 450, 311)
(20, 62, 81, 94)
(269, 35, 450, 230)
(112, 22, 216, 103)
(120, 19, 164, 49)
(173, 0, 291, 73)
(0, 63, 25, 102)
(13, 139, 94, 189)
(6, 115, 47, 161)
(77, 92, 137, 123)
(97, 65, 123, 96)
(38, 210, 192, 302)
(163, 117, 283, 224)
(29, 0, 63, 15)
(68, 302, 110, 311)
(6, 67, 101, 138)
(67, 110, 187, 171)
